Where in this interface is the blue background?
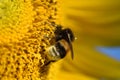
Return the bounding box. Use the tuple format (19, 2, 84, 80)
(97, 47, 120, 61)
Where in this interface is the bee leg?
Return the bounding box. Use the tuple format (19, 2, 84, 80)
(45, 60, 56, 66)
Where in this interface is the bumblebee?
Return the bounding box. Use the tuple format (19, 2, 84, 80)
(46, 25, 75, 62)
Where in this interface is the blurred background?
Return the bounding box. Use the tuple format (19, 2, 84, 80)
(56, 0, 120, 80)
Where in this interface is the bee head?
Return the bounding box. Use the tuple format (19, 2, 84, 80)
(55, 26, 75, 43)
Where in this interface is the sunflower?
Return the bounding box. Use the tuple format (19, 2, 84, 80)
(0, 0, 120, 80)
(0, 0, 58, 80)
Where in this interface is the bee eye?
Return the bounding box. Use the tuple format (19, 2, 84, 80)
(55, 28, 75, 42)
(64, 28, 75, 42)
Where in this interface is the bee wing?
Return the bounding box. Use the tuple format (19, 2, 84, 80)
(67, 33, 74, 59)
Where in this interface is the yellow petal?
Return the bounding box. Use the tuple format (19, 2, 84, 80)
(55, 0, 120, 80)
(59, 0, 120, 46)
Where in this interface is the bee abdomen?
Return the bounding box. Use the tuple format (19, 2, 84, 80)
(55, 42, 66, 58)
(47, 41, 67, 61)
